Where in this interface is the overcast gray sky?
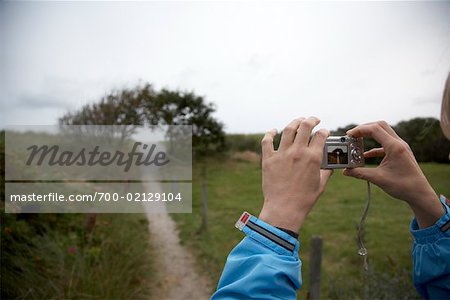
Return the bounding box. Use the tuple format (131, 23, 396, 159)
(1, 1, 449, 133)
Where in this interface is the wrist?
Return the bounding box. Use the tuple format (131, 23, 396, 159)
(408, 191, 445, 228)
(258, 205, 307, 233)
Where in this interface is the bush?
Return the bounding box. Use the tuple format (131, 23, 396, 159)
(1, 213, 153, 299)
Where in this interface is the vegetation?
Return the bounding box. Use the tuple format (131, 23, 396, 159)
(59, 83, 227, 157)
(226, 118, 450, 164)
(1, 132, 155, 299)
(172, 158, 450, 299)
(395, 117, 450, 163)
(1, 212, 154, 299)
(3, 79, 449, 299)
(2, 82, 228, 299)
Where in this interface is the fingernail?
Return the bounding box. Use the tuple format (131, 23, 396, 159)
(316, 129, 329, 137)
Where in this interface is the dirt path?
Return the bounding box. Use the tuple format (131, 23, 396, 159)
(144, 182, 213, 300)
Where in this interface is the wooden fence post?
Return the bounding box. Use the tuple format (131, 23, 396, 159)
(200, 164, 208, 231)
(308, 235, 323, 300)
(201, 177, 208, 231)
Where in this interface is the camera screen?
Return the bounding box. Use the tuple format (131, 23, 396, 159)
(327, 145, 348, 165)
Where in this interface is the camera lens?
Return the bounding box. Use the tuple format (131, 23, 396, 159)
(340, 137, 346, 142)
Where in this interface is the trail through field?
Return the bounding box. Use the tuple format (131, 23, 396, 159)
(143, 181, 212, 300)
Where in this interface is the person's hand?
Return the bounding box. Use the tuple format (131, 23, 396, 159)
(258, 117, 333, 233)
(343, 121, 444, 228)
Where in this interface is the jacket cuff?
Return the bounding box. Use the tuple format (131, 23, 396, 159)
(235, 212, 300, 258)
(410, 195, 450, 244)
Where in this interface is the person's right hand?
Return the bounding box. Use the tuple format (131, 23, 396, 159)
(343, 121, 445, 228)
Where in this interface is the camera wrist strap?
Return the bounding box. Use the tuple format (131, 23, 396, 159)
(357, 180, 371, 271)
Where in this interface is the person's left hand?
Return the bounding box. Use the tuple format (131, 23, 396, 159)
(259, 117, 333, 233)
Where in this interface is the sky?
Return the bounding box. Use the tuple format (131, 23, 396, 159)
(1, 1, 449, 133)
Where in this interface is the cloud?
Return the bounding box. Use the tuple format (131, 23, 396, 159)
(421, 69, 436, 76)
(247, 54, 263, 71)
(1, 1, 449, 132)
(17, 93, 72, 109)
(413, 95, 442, 105)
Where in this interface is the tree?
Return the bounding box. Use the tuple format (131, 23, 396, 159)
(394, 117, 450, 163)
(60, 84, 226, 158)
(59, 84, 151, 142)
(139, 89, 226, 231)
(142, 89, 226, 158)
(60, 83, 226, 231)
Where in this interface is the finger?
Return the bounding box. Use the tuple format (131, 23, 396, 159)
(357, 120, 401, 140)
(343, 167, 380, 184)
(346, 122, 397, 148)
(364, 148, 385, 158)
(309, 128, 329, 153)
(376, 121, 401, 139)
(261, 129, 277, 158)
(279, 118, 304, 150)
(294, 116, 321, 146)
(319, 169, 333, 194)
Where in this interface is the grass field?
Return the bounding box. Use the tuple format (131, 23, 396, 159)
(172, 159, 450, 299)
(1, 212, 155, 299)
(1, 132, 155, 299)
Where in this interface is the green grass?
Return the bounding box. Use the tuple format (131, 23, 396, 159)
(1, 131, 155, 299)
(1, 213, 154, 299)
(172, 159, 450, 299)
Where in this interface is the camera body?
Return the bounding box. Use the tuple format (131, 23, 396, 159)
(321, 136, 364, 169)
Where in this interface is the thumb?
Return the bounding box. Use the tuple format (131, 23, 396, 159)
(343, 167, 380, 184)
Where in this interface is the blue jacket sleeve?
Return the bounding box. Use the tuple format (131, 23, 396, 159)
(411, 195, 450, 299)
(211, 214, 302, 300)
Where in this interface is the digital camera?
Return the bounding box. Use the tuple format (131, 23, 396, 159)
(321, 136, 364, 169)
